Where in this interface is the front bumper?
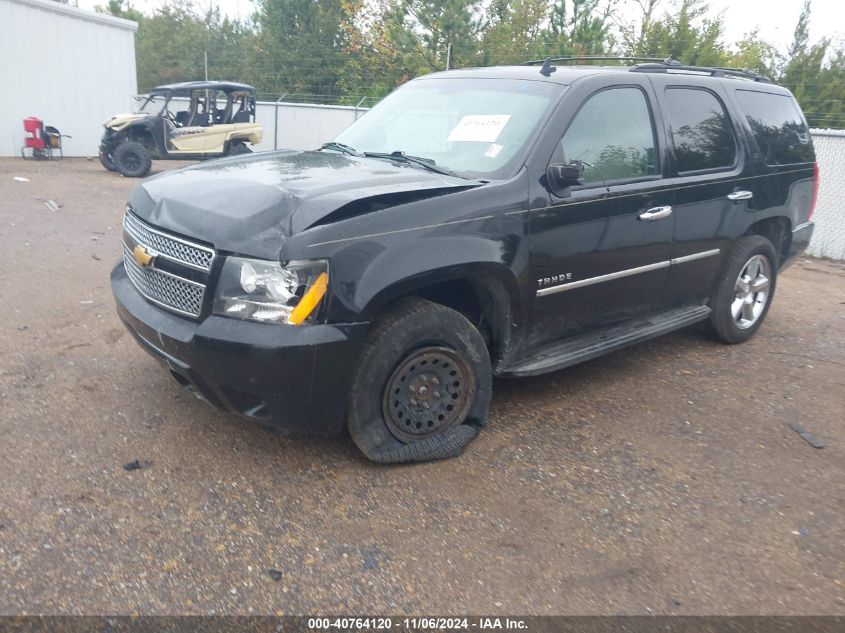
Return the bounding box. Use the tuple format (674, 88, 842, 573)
(100, 129, 119, 155)
(112, 263, 369, 435)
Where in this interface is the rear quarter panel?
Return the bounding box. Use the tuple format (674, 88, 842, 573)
(724, 85, 816, 260)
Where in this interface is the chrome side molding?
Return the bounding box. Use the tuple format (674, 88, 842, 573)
(537, 249, 720, 297)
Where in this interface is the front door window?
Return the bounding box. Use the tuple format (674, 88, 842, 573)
(560, 87, 659, 186)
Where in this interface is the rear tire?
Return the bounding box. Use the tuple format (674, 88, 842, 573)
(113, 141, 152, 178)
(709, 235, 778, 344)
(347, 298, 492, 464)
(228, 141, 252, 155)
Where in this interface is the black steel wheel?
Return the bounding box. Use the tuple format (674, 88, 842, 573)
(348, 298, 492, 464)
(382, 346, 475, 442)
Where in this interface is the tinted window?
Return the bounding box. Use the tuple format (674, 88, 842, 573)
(665, 88, 736, 173)
(560, 88, 658, 185)
(736, 90, 814, 165)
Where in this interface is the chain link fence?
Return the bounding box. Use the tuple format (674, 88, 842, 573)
(132, 92, 380, 153)
(262, 95, 378, 152)
(808, 129, 845, 260)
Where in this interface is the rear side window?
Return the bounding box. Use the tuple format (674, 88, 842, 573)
(560, 87, 658, 186)
(735, 90, 814, 165)
(665, 88, 737, 173)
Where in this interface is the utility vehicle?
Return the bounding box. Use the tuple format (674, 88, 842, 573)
(100, 81, 262, 177)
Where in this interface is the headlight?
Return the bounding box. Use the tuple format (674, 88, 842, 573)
(213, 257, 329, 325)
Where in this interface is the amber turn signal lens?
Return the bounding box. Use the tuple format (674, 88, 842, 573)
(288, 272, 329, 325)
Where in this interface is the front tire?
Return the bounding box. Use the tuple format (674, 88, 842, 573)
(709, 235, 778, 344)
(113, 141, 152, 178)
(347, 298, 492, 464)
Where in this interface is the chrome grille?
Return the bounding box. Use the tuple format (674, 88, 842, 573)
(122, 211, 214, 319)
(123, 211, 215, 271)
(123, 245, 205, 317)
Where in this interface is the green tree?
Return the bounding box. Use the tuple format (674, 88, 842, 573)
(623, 0, 727, 66)
(478, 0, 549, 65)
(385, 0, 484, 72)
(781, 0, 830, 126)
(727, 30, 782, 79)
(133, 1, 206, 89)
(99, 0, 144, 23)
(335, 0, 412, 99)
(479, 0, 617, 66)
(202, 9, 257, 88)
(100, 0, 845, 130)
(540, 0, 616, 58)
(252, 0, 348, 97)
(101, 0, 254, 93)
(811, 49, 845, 129)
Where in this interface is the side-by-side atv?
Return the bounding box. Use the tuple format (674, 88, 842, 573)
(99, 81, 263, 177)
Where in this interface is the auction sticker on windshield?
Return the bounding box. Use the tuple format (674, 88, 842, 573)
(447, 115, 511, 142)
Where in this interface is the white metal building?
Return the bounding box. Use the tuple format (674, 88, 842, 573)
(0, 0, 138, 157)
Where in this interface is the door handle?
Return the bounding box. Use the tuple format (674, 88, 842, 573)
(727, 190, 754, 201)
(638, 205, 673, 221)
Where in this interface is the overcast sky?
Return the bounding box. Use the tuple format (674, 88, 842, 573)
(697, 0, 843, 50)
(78, 0, 845, 54)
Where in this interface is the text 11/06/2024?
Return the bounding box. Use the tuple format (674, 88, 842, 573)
(306, 617, 529, 630)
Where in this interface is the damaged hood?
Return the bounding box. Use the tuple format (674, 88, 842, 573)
(127, 150, 478, 260)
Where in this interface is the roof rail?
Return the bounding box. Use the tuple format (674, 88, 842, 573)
(522, 56, 668, 66)
(630, 60, 771, 83)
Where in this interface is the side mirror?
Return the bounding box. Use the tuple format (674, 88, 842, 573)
(546, 162, 583, 194)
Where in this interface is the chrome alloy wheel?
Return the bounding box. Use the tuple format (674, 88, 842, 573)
(732, 254, 772, 329)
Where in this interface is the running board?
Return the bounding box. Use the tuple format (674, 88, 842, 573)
(499, 305, 711, 377)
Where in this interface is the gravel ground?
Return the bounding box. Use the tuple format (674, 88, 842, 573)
(1, 157, 844, 616)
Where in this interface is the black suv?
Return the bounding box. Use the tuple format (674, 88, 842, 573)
(112, 59, 818, 463)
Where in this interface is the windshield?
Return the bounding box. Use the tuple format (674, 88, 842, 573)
(136, 94, 168, 114)
(334, 78, 563, 179)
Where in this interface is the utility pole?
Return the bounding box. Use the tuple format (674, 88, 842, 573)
(204, 51, 210, 125)
(446, 43, 452, 70)
(205, 0, 210, 81)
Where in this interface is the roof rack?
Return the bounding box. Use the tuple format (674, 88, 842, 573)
(522, 56, 668, 66)
(523, 56, 673, 78)
(630, 60, 771, 83)
(520, 56, 773, 83)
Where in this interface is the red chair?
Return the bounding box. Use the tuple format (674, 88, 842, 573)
(21, 117, 70, 159)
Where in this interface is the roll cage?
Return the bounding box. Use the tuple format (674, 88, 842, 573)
(136, 81, 258, 128)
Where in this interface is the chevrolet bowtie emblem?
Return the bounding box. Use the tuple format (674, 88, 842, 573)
(132, 245, 154, 267)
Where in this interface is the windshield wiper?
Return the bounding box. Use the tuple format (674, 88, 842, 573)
(319, 142, 361, 156)
(363, 151, 459, 177)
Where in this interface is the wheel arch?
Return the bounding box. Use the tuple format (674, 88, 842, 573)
(358, 263, 521, 366)
(224, 125, 262, 146)
(745, 215, 791, 267)
(121, 123, 160, 154)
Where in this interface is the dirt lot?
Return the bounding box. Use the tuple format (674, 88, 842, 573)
(0, 157, 844, 615)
